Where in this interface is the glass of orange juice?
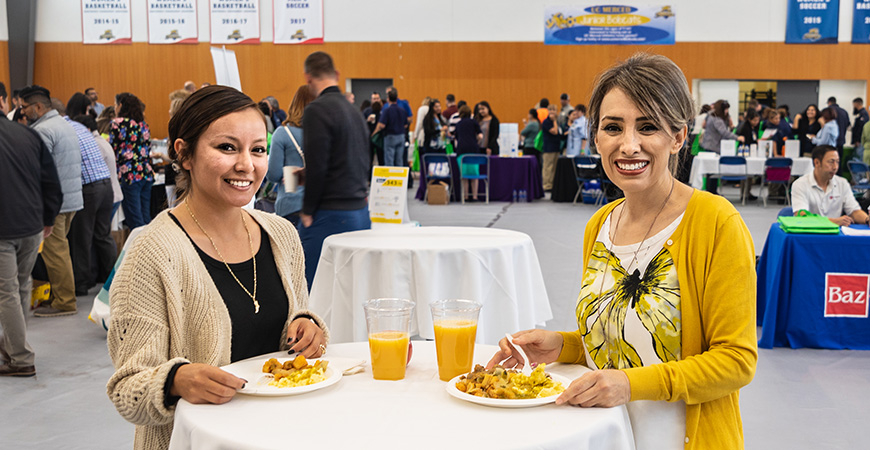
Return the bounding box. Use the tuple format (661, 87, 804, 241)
(430, 299, 482, 381)
(364, 298, 415, 380)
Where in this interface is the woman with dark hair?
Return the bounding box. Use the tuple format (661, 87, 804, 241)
(737, 108, 760, 147)
(66, 92, 94, 118)
(110, 92, 154, 229)
(489, 53, 757, 449)
(809, 107, 839, 147)
(421, 99, 447, 156)
(793, 104, 821, 156)
(266, 85, 315, 225)
(520, 108, 541, 163)
(96, 105, 115, 136)
(475, 101, 500, 156)
(107, 86, 327, 450)
(700, 100, 744, 193)
(454, 105, 483, 201)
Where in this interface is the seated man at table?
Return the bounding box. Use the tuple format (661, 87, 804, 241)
(791, 145, 869, 226)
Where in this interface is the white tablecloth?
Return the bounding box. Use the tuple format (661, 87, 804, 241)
(308, 227, 553, 345)
(689, 152, 813, 189)
(170, 343, 636, 450)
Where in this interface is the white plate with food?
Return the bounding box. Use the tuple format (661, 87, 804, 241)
(221, 355, 342, 396)
(445, 364, 570, 408)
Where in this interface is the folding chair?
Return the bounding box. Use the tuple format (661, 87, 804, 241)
(458, 154, 490, 204)
(777, 207, 793, 217)
(847, 160, 870, 197)
(422, 153, 452, 202)
(572, 156, 603, 206)
(760, 157, 792, 207)
(718, 156, 748, 205)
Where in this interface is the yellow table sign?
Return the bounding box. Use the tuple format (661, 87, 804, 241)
(370, 166, 410, 224)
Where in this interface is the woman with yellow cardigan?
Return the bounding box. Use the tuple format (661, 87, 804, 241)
(488, 53, 757, 450)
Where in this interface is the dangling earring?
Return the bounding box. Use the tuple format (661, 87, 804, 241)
(171, 161, 181, 173)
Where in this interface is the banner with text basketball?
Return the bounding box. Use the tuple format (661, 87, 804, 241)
(786, 0, 839, 44)
(824, 273, 869, 318)
(853, 0, 870, 43)
(81, 0, 132, 44)
(148, 1, 198, 44)
(274, 0, 324, 44)
(544, 5, 675, 45)
(210, 1, 260, 44)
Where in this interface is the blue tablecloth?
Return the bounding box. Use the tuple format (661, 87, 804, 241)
(415, 155, 544, 202)
(757, 223, 870, 349)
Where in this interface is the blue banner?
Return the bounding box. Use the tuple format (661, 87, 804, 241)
(786, 0, 839, 44)
(544, 5, 675, 45)
(853, 0, 870, 43)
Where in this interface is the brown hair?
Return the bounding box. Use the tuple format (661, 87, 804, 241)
(283, 85, 315, 127)
(168, 89, 191, 119)
(820, 106, 837, 123)
(587, 53, 694, 174)
(458, 104, 472, 119)
(167, 85, 260, 202)
(116, 92, 145, 123)
(304, 51, 337, 79)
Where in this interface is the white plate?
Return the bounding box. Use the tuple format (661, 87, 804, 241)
(445, 372, 572, 408)
(221, 356, 342, 396)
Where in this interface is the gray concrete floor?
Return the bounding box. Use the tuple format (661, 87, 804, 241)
(2, 183, 868, 449)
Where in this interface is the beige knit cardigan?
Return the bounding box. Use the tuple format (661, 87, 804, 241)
(106, 209, 327, 450)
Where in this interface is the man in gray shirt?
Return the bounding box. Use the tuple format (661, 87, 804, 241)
(19, 85, 83, 317)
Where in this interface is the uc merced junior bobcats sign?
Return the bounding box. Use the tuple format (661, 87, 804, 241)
(824, 273, 870, 318)
(544, 5, 676, 45)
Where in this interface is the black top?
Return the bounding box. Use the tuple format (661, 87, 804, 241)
(168, 213, 289, 362)
(831, 104, 850, 149)
(0, 116, 62, 239)
(454, 117, 481, 155)
(737, 121, 758, 147)
(482, 115, 500, 153)
(796, 118, 822, 156)
(541, 118, 562, 153)
(302, 86, 370, 215)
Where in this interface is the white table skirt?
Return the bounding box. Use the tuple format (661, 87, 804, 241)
(689, 152, 813, 189)
(308, 227, 553, 345)
(169, 342, 636, 450)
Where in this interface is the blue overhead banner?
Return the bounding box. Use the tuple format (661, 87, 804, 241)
(544, 5, 675, 45)
(853, 0, 870, 43)
(786, 0, 839, 44)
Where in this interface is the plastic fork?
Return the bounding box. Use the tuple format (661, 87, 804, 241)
(505, 333, 533, 376)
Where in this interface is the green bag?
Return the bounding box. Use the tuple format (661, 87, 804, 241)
(533, 131, 544, 151)
(691, 132, 702, 156)
(371, 130, 384, 149)
(777, 215, 840, 234)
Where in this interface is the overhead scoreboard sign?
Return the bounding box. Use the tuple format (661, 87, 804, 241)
(544, 5, 675, 45)
(210, 1, 260, 44)
(147, 1, 198, 44)
(81, 0, 132, 44)
(786, 0, 839, 44)
(274, 0, 324, 44)
(853, 0, 870, 43)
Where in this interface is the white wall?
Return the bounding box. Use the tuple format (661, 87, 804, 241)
(32, 0, 858, 43)
(697, 80, 741, 125)
(819, 80, 868, 143)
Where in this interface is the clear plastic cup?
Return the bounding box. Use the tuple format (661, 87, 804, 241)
(430, 299, 482, 381)
(364, 298, 415, 380)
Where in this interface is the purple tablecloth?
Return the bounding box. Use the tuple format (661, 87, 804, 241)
(415, 155, 544, 202)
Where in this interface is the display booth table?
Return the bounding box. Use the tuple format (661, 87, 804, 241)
(689, 152, 813, 190)
(414, 155, 544, 202)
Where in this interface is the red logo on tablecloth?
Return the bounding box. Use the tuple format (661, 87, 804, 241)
(824, 273, 870, 318)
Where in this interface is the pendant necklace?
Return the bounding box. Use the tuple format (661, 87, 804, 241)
(185, 202, 259, 313)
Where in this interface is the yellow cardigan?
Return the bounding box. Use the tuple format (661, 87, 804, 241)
(558, 190, 758, 449)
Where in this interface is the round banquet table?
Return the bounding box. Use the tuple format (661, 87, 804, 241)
(169, 342, 636, 450)
(307, 226, 553, 345)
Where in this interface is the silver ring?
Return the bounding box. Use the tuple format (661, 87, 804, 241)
(319, 344, 327, 355)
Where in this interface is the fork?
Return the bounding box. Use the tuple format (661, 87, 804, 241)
(505, 333, 533, 376)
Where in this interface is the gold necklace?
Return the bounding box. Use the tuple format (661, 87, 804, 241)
(185, 202, 259, 313)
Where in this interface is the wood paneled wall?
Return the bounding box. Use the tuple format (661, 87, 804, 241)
(0, 41, 9, 102)
(32, 41, 870, 139)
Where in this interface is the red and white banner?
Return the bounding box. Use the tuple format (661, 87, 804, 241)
(273, 0, 324, 44)
(824, 273, 870, 318)
(210, 1, 260, 44)
(81, 0, 132, 44)
(147, 1, 199, 44)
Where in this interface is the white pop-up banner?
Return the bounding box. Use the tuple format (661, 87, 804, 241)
(211, 1, 260, 44)
(273, 0, 324, 44)
(147, 0, 198, 44)
(81, 0, 132, 44)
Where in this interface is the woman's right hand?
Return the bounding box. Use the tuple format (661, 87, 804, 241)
(485, 329, 563, 370)
(170, 363, 246, 404)
(737, 136, 746, 143)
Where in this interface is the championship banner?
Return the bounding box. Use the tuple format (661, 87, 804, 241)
(210, 1, 260, 44)
(274, 0, 324, 44)
(544, 5, 675, 45)
(81, 0, 132, 44)
(148, 1, 198, 44)
(853, 0, 870, 43)
(786, 0, 839, 44)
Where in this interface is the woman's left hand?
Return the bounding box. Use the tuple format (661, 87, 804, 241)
(287, 318, 326, 358)
(555, 369, 631, 408)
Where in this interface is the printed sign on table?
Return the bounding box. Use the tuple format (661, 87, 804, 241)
(148, 1, 198, 44)
(81, 0, 132, 44)
(786, 0, 839, 44)
(544, 5, 675, 45)
(274, 0, 324, 44)
(211, 1, 260, 44)
(824, 273, 870, 318)
(370, 167, 410, 224)
(853, 0, 870, 43)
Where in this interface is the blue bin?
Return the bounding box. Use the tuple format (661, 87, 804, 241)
(581, 180, 601, 204)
